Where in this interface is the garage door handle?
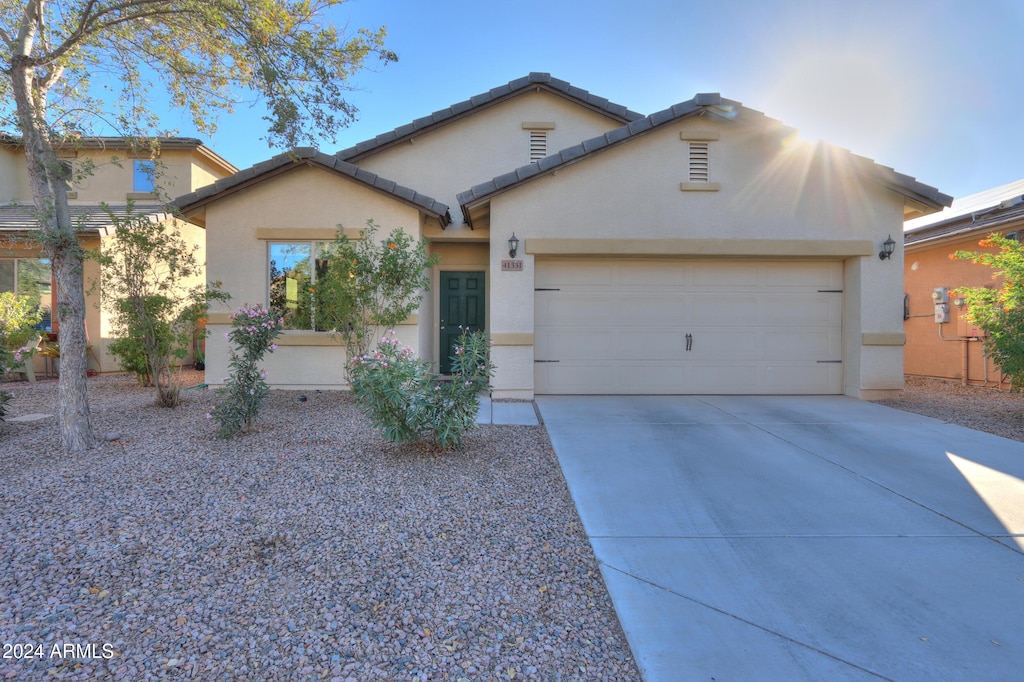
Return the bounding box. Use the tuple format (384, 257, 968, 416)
(535, 359, 560, 363)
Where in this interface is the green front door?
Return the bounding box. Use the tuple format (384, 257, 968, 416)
(439, 271, 485, 375)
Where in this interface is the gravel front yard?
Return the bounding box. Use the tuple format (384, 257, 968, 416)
(877, 376, 1024, 442)
(0, 373, 639, 681)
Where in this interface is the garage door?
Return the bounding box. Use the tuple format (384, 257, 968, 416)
(534, 259, 843, 394)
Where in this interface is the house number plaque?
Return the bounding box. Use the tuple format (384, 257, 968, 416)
(501, 260, 523, 272)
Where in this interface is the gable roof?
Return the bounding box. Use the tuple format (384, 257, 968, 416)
(335, 72, 644, 162)
(457, 94, 952, 226)
(172, 147, 451, 225)
(0, 134, 237, 176)
(904, 177, 1024, 247)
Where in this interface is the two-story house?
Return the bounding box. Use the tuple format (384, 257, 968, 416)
(175, 73, 951, 400)
(0, 136, 237, 375)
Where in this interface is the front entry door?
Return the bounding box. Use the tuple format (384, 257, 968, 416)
(439, 271, 485, 375)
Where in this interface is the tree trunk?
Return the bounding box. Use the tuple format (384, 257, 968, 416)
(11, 55, 97, 452)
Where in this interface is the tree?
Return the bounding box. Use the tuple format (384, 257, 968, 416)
(0, 1, 395, 451)
(953, 233, 1024, 389)
(92, 209, 229, 406)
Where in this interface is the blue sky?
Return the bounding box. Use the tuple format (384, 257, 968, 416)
(174, 0, 1024, 202)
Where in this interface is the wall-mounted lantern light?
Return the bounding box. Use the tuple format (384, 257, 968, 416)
(508, 233, 520, 259)
(878, 235, 896, 260)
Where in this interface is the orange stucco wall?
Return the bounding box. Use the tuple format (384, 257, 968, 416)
(903, 232, 1008, 388)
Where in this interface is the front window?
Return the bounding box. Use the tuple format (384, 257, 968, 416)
(268, 242, 337, 331)
(0, 258, 53, 331)
(133, 160, 155, 193)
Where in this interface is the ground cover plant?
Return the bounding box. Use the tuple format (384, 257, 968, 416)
(0, 372, 639, 680)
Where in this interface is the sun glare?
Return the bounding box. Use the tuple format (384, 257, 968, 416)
(768, 51, 904, 153)
(947, 452, 1024, 551)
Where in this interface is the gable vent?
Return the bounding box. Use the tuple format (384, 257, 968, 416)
(529, 130, 547, 162)
(688, 141, 710, 182)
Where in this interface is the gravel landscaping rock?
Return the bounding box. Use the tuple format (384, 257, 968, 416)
(0, 373, 639, 680)
(877, 376, 1024, 442)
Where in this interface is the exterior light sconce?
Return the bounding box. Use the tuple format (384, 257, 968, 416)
(879, 235, 896, 260)
(508, 233, 520, 259)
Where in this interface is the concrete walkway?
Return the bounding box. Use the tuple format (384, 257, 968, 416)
(537, 395, 1024, 681)
(475, 396, 539, 425)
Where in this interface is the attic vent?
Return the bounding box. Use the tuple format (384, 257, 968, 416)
(529, 130, 547, 162)
(688, 141, 710, 182)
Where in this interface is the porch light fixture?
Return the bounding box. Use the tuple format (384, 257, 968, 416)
(508, 233, 520, 259)
(879, 235, 896, 260)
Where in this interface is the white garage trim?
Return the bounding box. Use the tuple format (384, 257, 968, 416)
(534, 259, 844, 395)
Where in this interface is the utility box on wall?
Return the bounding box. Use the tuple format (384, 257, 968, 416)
(934, 303, 950, 323)
(932, 287, 949, 304)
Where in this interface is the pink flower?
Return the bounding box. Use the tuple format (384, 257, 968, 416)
(269, 343, 278, 351)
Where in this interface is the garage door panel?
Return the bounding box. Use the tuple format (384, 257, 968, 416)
(534, 259, 844, 395)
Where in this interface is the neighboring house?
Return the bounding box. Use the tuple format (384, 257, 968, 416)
(902, 178, 1024, 389)
(0, 136, 237, 374)
(175, 72, 951, 400)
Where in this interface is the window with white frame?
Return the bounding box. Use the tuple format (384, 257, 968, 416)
(0, 258, 53, 331)
(268, 241, 338, 331)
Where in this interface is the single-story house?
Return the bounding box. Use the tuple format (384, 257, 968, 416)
(174, 72, 951, 399)
(903, 178, 1024, 389)
(0, 136, 237, 375)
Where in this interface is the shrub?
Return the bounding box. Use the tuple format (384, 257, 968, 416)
(313, 220, 439, 377)
(349, 328, 494, 449)
(209, 304, 283, 438)
(0, 292, 43, 381)
(92, 210, 228, 406)
(954, 233, 1024, 389)
(0, 390, 11, 423)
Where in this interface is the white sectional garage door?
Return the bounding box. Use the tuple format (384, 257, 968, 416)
(534, 259, 844, 394)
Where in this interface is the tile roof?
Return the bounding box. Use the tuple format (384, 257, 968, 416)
(457, 94, 952, 222)
(0, 203, 170, 233)
(172, 148, 451, 225)
(335, 72, 644, 162)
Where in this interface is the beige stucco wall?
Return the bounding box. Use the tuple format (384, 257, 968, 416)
(358, 90, 627, 228)
(0, 147, 221, 205)
(203, 163, 424, 387)
(90, 217, 207, 373)
(484, 118, 908, 399)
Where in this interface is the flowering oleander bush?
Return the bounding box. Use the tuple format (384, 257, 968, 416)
(349, 328, 494, 449)
(209, 304, 283, 438)
(954, 233, 1024, 389)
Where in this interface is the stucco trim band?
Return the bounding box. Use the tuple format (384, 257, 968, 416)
(525, 238, 874, 258)
(490, 333, 534, 346)
(679, 182, 721, 192)
(206, 313, 418, 327)
(255, 227, 363, 241)
(861, 332, 906, 346)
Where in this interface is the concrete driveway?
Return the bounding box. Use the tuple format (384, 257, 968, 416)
(536, 395, 1024, 681)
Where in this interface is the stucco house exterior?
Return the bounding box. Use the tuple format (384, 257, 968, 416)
(902, 178, 1024, 389)
(0, 136, 237, 375)
(175, 73, 951, 399)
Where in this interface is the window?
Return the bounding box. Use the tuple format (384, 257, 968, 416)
(268, 242, 337, 331)
(133, 160, 155, 193)
(0, 258, 53, 331)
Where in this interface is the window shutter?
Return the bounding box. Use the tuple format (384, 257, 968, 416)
(688, 142, 710, 182)
(529, 130, 547, 162)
